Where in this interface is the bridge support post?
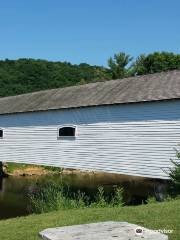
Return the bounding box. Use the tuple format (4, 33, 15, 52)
(0, 162, 6, 177)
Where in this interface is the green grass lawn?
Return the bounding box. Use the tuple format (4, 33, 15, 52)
(0, 199, 179, 240)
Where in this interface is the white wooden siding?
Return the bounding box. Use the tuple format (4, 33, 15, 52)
(0, 100, 180, 179)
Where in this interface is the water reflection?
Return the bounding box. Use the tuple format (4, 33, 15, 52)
(0, 177, 29, 219)
(0, 177, 3, 191)
(0, 173, 168, 220)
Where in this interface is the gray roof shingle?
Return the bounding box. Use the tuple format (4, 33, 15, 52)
(0, 70, 180, 115)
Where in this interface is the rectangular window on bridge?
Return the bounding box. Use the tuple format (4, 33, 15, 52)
(0, 129, 3, 138)
(58, 126, 76, 139)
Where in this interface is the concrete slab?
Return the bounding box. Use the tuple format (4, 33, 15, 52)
(39, 221, 168, 240)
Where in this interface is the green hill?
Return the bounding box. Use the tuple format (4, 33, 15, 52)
(0, 59, 111, 97)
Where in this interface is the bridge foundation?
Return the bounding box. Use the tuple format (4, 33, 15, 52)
(0, 162, 6, 177)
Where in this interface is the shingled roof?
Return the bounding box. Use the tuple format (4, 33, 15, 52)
(0, 70, 180, 115)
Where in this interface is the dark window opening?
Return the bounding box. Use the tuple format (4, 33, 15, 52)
(0, 129, 3, 138)
(58, 126, 76, 137)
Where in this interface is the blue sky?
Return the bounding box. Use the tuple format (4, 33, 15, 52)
(0, 0, 179, 66)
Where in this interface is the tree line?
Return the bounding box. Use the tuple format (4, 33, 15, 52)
(0, 51, 180, 97)
(108, 51, 180, 79)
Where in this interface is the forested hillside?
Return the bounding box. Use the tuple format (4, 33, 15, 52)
(0, 59, 111, 97)
(0, 51, 180, 97)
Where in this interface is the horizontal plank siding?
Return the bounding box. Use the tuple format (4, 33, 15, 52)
(0, 100, 180, 179)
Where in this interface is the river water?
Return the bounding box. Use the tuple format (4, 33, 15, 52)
(0, 172, 164, 219)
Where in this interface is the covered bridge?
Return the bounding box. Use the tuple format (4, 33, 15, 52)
(0, 70, 180, 179)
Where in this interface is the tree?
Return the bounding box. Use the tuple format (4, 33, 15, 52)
(132, 52, 180, 76)
(130, 54, 146, 76)
(169, 150, 180, 195)
(108, 52, 133, 79)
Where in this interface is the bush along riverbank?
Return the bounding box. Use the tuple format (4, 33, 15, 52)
(27, 179, 178, 215)
(28, 180, 124, 214)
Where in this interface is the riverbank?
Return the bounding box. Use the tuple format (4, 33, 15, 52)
(4, 163, 60, 176)
(0, 199, 179, 240)
(5, 162, 96, 176)
(4, 162, 161, 182)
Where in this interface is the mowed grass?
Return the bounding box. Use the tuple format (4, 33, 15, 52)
(0, 199, 179, 240)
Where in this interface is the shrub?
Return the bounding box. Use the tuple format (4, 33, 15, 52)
(146, 196, 157, 204)
(28, 180, 65, 213)
(169, 150, 180, 195)
(111, 187, 124, 207)
(28, 180, 91, 213)
(90, 186, 108, 208)
(28, 180, 124, 213)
